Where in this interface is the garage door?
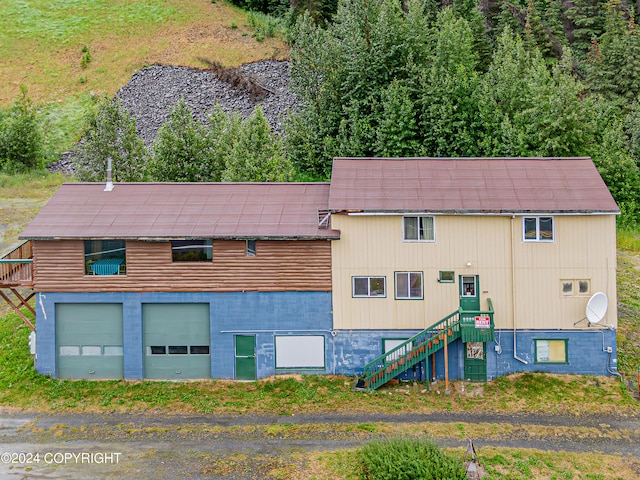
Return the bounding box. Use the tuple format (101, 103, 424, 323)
(56, 303, 123, 379)
(143, 303, 211, 379)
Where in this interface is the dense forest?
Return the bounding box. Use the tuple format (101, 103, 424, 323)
(1, 0, 639, 226)
(263, 0, 640, 226)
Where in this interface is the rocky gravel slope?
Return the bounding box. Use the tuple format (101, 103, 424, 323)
(50, 60, 297, 174)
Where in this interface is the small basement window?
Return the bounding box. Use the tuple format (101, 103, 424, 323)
(171, 240, 212, 262)
(85, 240, 126, 275)
(535, 339, 568, 364)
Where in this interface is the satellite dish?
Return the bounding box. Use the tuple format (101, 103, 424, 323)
(586, 292, 608, 324)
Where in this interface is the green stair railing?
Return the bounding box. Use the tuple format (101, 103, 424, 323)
(357, 299, 494, 391)
(359, 310, 462, 391)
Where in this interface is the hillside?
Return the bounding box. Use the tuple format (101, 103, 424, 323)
(0, 0, 288, 107)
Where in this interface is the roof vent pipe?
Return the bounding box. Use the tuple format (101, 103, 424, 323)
(104, 157, 114, 192)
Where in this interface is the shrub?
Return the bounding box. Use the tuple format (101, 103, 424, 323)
(357, 436, 466, 480)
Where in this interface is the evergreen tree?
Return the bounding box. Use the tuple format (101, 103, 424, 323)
(148, 99, 221, 182)
(585, 0, 640, 102)
(286, 0, 433, 178)
(374, 80, 419, 156)
(223, 105, 293, 182)
(589, 119, 640, 227)
(418, 8, 483, 156)
(0, 86, 42, 172)
(73, 96, 147, 182)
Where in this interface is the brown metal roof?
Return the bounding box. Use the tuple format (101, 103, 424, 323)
(329, 157, 620, 214)
(20, 183, 339, 240)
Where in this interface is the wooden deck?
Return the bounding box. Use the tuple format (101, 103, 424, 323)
(0, 241, 35, 329)
(0, 240, 33, 286)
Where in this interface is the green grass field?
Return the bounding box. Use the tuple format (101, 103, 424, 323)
(0, 0, 288, 161)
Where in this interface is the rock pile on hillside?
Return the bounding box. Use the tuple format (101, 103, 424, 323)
(50, 60, 298, 175)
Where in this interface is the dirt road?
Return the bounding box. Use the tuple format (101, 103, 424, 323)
(1, 410, 639, 479)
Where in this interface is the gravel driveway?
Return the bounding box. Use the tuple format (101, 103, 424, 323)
(1, 410, 639, 479)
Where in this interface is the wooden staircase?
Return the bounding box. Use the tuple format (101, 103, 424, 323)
(356, 300, 494, 391)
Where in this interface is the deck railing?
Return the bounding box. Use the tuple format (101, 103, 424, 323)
(0, 241, 33, 287)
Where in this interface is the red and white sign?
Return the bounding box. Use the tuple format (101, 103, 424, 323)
(474, 316, 491, 329)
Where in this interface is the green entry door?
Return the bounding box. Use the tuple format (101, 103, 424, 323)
(459, 275, 480, 311)
(464, 342, 487, 382)
(56, 303, 123, 379)
(235, 335, 256, 380)
(143, 303, 211, 379)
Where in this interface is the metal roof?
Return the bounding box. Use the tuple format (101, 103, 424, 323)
(20, 157, 619, 241)
(328, 157, 620, 214)
(20, 182, 339, 240)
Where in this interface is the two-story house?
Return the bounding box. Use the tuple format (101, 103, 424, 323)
(12, 157, 620, 386)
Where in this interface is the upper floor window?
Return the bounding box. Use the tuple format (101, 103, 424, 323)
(246, 240, 256, 257)
(353, 276, 386, 298)
(84, 240, 126, 275)
(523, 216, 554, 242)
(403, 216, 435, 242)
(171, 239, 212, 262)
(395, 272, 423, 299)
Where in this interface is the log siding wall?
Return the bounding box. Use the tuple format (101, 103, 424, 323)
(32, 239, 332, 293)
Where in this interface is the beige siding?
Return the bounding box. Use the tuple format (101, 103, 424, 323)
(331, 214, 617, 331)
(32, 239, 332, 293)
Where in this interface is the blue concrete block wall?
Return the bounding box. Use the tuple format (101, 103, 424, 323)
(487, 329, 618, 379)
(35, 292, 618, 381)
(330, 330, 464, 381)
(35, 291, 333, 380)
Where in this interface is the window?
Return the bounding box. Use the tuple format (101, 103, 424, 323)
(439, 271, 455, 283)
(535, 339, 568, 363)
(561, 279, 590, 297)
(81, 345, 102, 356)
(461, 276, 476, 297)
(168, 345, 188, 355)
(84, 240, 126, 275)
(395, 272, 423, 299)
(103, 346, 124, 356)
(275, 336, 325, 369)
(190, 345, 210, 355)
(523, 216, 554, 242)
(171, 239, 212, 262)
(353, 276, 386, 297)
(246, 240, 256, 256)
(403, 216, 435, 242)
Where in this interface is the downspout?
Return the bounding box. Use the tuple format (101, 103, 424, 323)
(511, 216, 528, 364)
